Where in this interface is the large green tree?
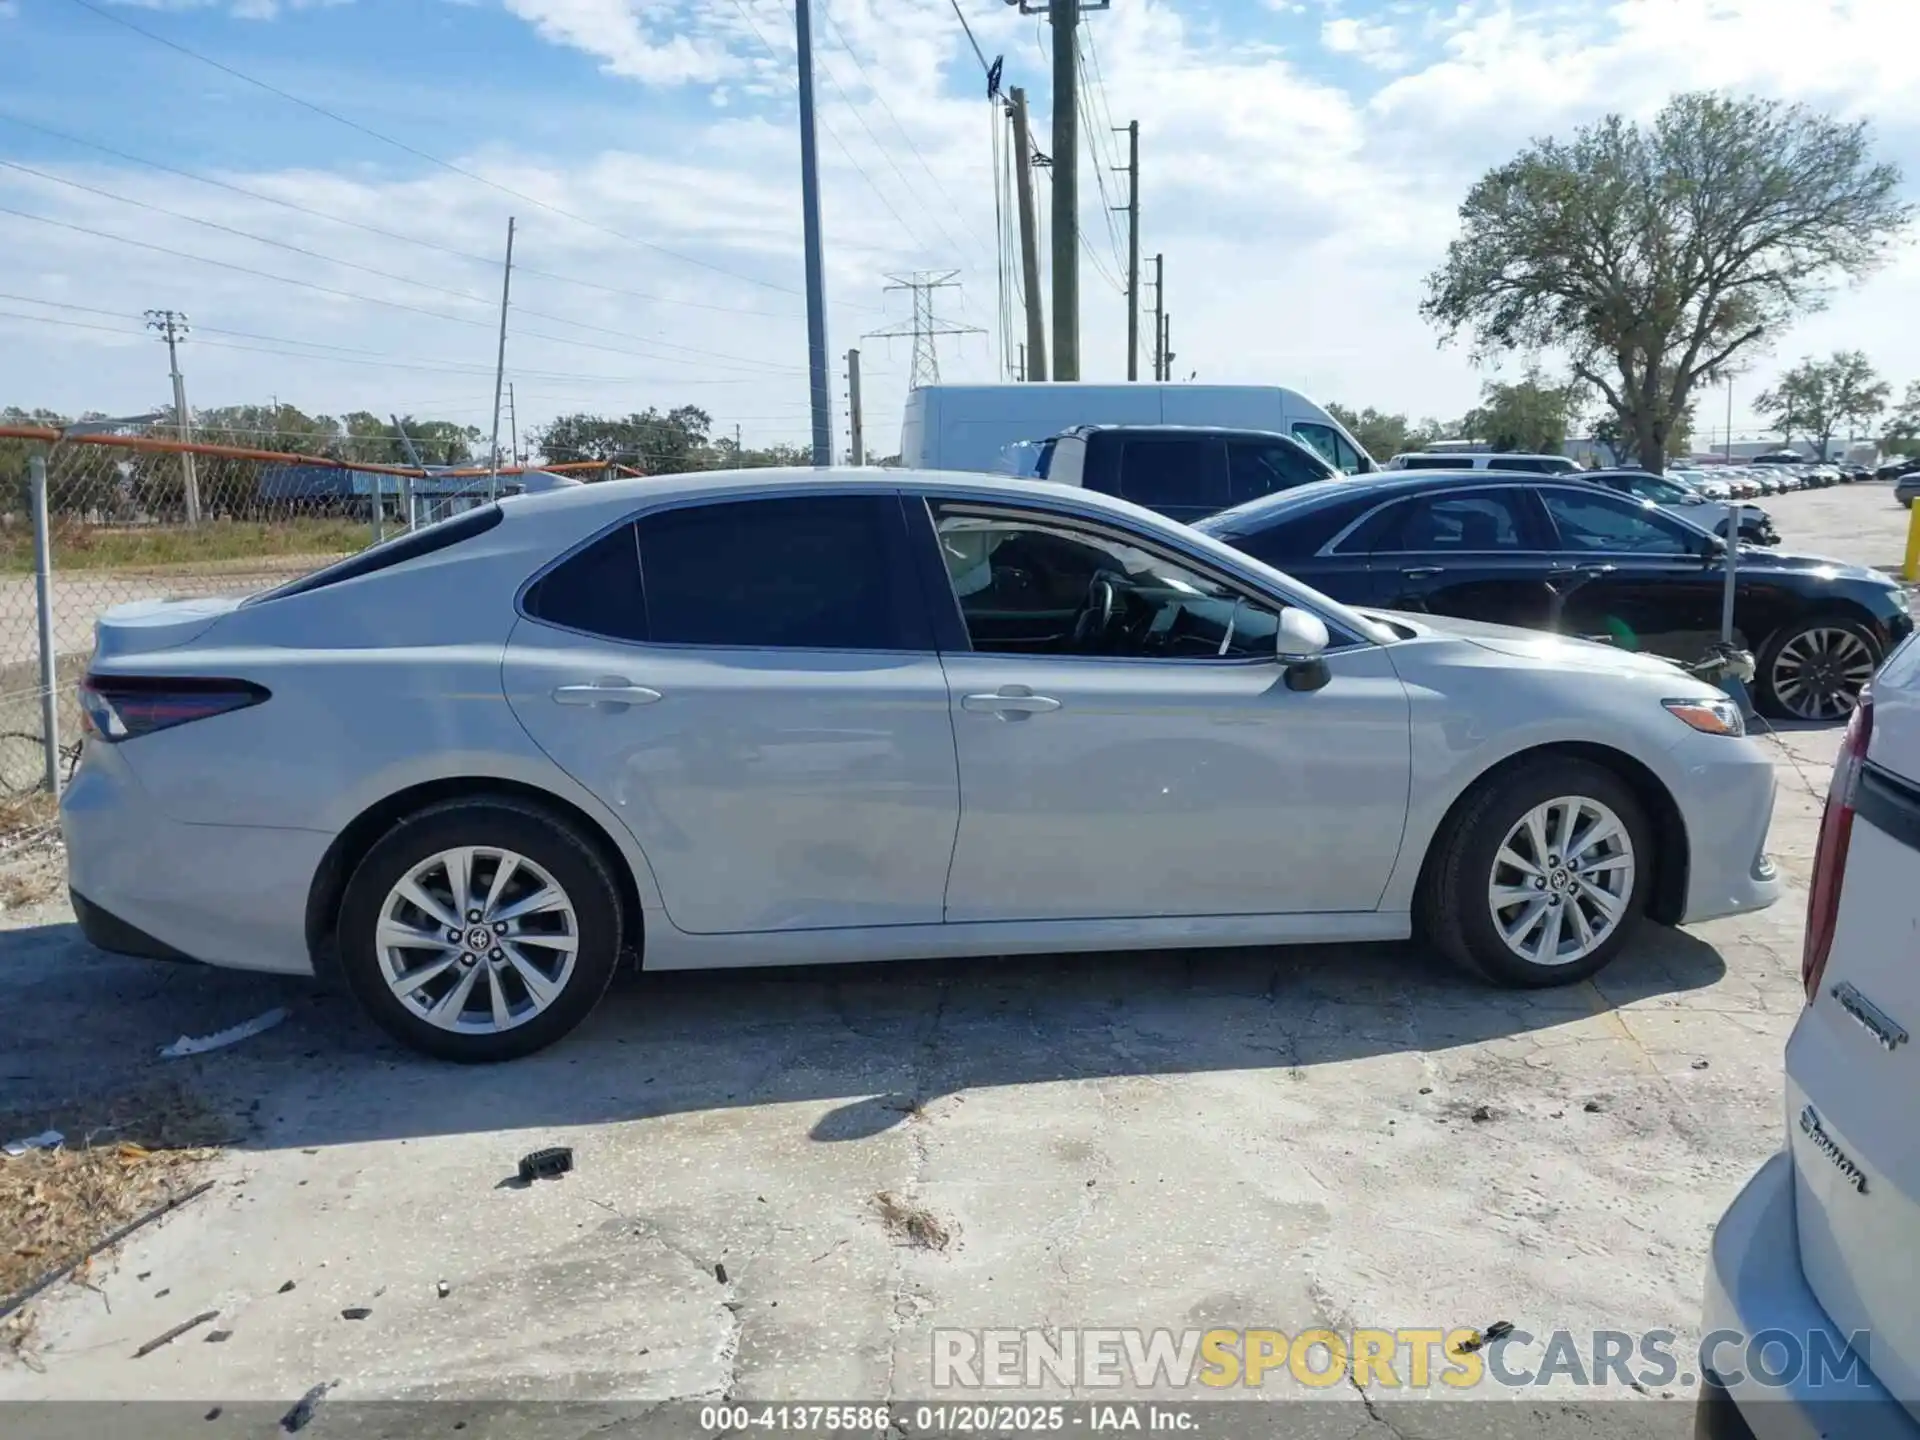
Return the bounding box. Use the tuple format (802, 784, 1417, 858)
(1324, 404, 1450, 461)
(538, 407, 714, 474)
(1460, 370, 1586, 454)
(1755, 351, 1890, 459)
(1884, 381, 1920, 457)
(1423, 92, 1910, 471)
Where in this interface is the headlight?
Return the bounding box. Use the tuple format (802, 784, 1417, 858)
(1664, 696, 1745, 737)
(1893, 588, 1910, 615)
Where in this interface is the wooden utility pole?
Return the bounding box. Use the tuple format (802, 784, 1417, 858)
(1009, 88, 1048, 382)
(1150, 253, 1165, 380)
(1049, 0, 1080, 380)
(1117, 120, 1138, 381)
(1161, 311, 1175, 382)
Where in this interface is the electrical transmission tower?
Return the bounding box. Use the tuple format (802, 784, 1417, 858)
(865, 272, 983, 389)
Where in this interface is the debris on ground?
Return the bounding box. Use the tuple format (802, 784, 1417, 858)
(1691, 1059, 1711, 1070)
(872, 1190, 953, 1251)
(1470, 1105, 1494, 1123)
(278, 1280, 296, 1294)
(204, 1329, 232, 1343)
(281, 1380, 336, 1433)
(133, 1309, 218, 1357)
(0, 1087, 221, 1315)
(515, 1146, 574, 1184)
(714, 1263, 728, 1284)
(340, 1307, 371, 1321)
(0, 792, 66, 912)
(2, 1131, 63, 1158)
(159, 1007, 290, 1060)
(436, 1280, 450, 1299)
(1451, 1321, 1514, 1357)
(1583, 1099, 1605, 1113)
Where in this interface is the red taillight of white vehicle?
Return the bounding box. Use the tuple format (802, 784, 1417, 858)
(1803, 693, 1874, 1000)
(78, 674, 269, 743)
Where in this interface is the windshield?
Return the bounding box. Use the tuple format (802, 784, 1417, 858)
(995, 439, 1048, 479)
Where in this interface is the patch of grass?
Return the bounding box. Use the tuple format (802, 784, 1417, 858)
(0, 519, 368, 574)
(0, 792, 63, 912)
(0, 1086, 225, 1314)
(872, 1190, 952, 1251)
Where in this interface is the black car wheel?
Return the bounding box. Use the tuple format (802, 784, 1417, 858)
(337, 797, 626, 1062)
(1754, 616, 1882, 723)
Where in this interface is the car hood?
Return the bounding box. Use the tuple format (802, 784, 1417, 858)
(1734, 546, 1889, 584)
(1356, 608, 1695, 680)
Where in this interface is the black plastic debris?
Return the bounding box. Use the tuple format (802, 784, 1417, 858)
(277, 1280, 296, 1294)
(281, 1380, 335, 1433)
(340, 1307, 371, 1321)
(714, 1263, 728, 1284)
(517, 1147, 574, 1183)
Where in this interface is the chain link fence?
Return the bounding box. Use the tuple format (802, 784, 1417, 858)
(0, 424, 611, 795)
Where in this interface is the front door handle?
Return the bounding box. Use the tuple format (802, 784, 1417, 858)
(552, 681, 663, 708)
(1400, 566, 1444, 580)
(961, 688, 1062, 716)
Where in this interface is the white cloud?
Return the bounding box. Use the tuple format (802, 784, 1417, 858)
(1320, 15, 1407, 69)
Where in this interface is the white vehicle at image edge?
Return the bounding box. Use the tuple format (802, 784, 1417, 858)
(61, 469, 1781, 1062)
(1698, 635, 1920, 1439)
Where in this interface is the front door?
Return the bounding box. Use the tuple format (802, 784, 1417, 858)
(1534, 486, 1725, 662)
(504, 492, 960, 936)
(920, 498, 1412, 923)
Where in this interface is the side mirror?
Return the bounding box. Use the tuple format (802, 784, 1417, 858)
(1276, 606, 1330, 662)
(1276, 607, 1332, 692)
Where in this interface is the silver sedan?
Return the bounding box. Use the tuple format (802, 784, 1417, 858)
(62, 470, 1782, 1061)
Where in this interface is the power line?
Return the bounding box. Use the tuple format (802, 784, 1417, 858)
(814, 0, 993, 255)
(0, 113, 808, 320)
(0, 160, 805, 373)
(1073, 38, 1129, 282)
(57, 0, 820, 300)
(721, 0, 946, 263)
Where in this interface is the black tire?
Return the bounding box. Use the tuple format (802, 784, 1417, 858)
(1418, 757, 1652, 988)
(337, 797, 625, 1062)
(1753, 614, 1882, 723)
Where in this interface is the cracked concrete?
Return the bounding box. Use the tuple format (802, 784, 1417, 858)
(0, 485, 1883, 1425)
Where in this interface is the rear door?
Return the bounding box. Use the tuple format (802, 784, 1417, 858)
(503, 492, 960, 936)
(1225, 435, 1334, 508)
(1360, 486, 1560, 630)
(1785, 639, 1920, 1418)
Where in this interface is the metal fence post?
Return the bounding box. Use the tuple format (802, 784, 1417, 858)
(28, 448, 62, 797)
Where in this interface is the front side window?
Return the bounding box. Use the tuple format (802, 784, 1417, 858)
(1373, 492, 1533, 553)
(1227, 439, 1332, 506)
(1541, 489, 1695, 556)
(932, 505, 1281, 660)
(524, 495, 923, 650)
(1292, 422, 1365, 474)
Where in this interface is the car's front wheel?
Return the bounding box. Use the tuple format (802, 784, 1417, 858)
(1753, 615, 1881, 723)
(337, 798, 625, 1062)
(1420, 758, 1651, 987)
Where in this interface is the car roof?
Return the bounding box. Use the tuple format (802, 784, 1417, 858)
(1195, 469, 1618, 533)
(1056, 423, 1300, 441)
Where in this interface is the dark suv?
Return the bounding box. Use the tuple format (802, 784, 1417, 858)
(1032, 425, 1338, 524)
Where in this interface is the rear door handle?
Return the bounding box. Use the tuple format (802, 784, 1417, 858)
(1400, 566, 1443, 580)
(552, 681, 662, 708)
(961, 690, 1062, 716)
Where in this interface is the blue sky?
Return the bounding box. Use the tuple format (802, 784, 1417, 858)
(1, 0, 1915, 455)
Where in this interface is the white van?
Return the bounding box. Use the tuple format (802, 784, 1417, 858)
(898, 384, 1376, 477)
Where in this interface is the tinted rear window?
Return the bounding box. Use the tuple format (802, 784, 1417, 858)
(252, 503, 502, 604)
(1399, 456, 1459, 470)
(523, 523, 648, 641)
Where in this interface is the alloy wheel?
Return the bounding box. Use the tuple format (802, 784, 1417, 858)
(1770, 627, 1875, 722)
(1486, 796, 1636, 968)
(376, 846, 579, 1034)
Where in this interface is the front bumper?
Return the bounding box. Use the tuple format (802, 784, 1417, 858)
(1668, 734, 1783, 925)
(1698, 1151, 1917, 1439)
(62, 745, 327, 977)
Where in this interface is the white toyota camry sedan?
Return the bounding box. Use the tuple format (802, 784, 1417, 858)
(62, 468, 1781, 1061)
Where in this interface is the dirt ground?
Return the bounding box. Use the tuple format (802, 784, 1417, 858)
(0, 481, 1904, 1433)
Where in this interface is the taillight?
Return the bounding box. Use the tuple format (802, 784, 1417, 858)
(1803, 692, 1873, 999)
(78, 675, 269, 743)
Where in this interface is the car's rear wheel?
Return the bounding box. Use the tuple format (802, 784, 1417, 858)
(337, 798, 624, 1062)
(1421, 758, 1650, 987)
(1754, 615, 1881, 723)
